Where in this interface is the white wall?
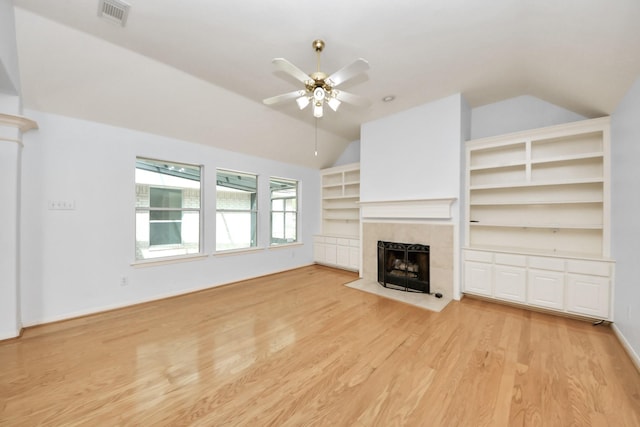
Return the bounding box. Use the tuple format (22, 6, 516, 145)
(611, 76, 640, 364)
(361, 94, 466, 203)
(332, 140, 360, 166)
(471, 95, 585, 139)
(0, 0, 20, 95)
(20, 110, 321, 326)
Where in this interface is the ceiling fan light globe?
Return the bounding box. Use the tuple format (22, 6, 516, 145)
(313, 87, 325, 102)
(296, 96, 310, 110)
(313, 103, 323, 118)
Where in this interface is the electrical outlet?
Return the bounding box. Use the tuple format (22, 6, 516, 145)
(120, 276, 128, 286)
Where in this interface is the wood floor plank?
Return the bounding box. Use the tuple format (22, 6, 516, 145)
(1, 265, 639, 426)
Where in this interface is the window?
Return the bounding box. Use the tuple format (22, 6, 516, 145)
(270, 177, 298, 245)
(216, 169, 258, 251)
(135, 158, 202, 260)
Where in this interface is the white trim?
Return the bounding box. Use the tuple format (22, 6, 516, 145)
(0, 113, 38, 132)
(612, 323, 640, 373)
(268, 241, 304, 250)
(0, 138, 23, 146)
(131, 253, 208, 267)
(359, 198, 456, 220)
(214, 246, 265, 256)
(0, 328, 22, 341)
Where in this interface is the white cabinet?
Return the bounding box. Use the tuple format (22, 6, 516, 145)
(316, 163, 361, 272)
(463, 118, 614, 321)
(313, 237, 326, 264)
(313, 235, 359, 272)
(494, 253, 527, 303)
(348, 240, 360, 271)
(566, 274, 610, 318)
(494, 265, 526, 303)
(464, 261, 493, 296)
(336, 239, 350, 267)
(463, 248, 614, 320)
(528, 269, 565, 310)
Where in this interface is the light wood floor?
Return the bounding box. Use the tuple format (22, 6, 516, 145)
(1, 265, 639, 426)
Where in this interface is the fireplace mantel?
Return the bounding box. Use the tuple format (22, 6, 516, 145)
(359, 198, 456, 220)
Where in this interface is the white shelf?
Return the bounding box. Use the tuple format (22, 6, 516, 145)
(319, 163, 361, 267)
(470, 200, 603, 206)
(463, 117, 613, 320)
(530, 152, 603, 165)
(469, 160, 527, 171)
(469, 177, 604, 191)
(470, 222, 603, 230)
(323, 195, 360, 200)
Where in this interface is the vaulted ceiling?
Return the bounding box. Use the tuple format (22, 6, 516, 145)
(11, 0, 640, 168)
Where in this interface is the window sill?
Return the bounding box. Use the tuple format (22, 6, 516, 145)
(268, 242, 304, 250)
(214, 247, 265, 257)
(132, 253, 208, 268)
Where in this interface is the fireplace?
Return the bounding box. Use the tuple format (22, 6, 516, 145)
(378, 241, 430, 293)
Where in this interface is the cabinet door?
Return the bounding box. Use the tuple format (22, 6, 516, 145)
(313, 242, 325, 264)
(567, 274, 610, 318)
(494, 265, 526, 302)
(336, 245, 350, 268)
(324, 243, 337, 265)
(464, 261, 493, 296)
(349, 247, 359, 270)
(528, 269, 564, 310)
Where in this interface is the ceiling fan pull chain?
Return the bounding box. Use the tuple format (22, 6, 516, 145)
(314, 118, 318, 157)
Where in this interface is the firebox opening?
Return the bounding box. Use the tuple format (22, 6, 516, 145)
(377, 241, 430, 294)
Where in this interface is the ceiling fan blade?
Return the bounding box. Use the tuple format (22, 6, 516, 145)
(326, 58, 369, 87)
(272, 58, 312, 84)
(334, 90, 371, 107)
(263, 90, 307, 105)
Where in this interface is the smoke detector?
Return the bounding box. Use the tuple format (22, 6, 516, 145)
(98, 0, 131, 27)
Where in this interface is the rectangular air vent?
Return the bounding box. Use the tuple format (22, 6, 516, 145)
(98, 0, 131, 27)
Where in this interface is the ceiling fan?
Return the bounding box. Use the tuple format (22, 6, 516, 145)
(263, 40, 370, 118)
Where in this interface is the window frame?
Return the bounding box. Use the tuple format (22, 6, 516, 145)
(269, 176, 299, 246)
(135, 157, 204, 262)
(215, 168, 259, 252)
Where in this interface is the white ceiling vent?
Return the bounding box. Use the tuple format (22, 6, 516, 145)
(98, 0, 131, 27)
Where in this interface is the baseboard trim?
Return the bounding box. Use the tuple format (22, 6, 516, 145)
(0, 327, 24, 343)
(612, 323, 640, 373)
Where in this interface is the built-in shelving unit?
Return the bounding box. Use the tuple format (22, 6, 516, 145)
(463, 117, 614, 320)
(314, 163, 360, 272)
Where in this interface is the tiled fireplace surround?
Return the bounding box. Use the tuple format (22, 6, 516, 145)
(359, 199, 457, 300)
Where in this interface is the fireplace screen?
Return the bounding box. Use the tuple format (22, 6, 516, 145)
(377, 241, 430, 293)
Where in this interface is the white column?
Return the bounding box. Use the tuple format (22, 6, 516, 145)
(0, 113, 37, 340)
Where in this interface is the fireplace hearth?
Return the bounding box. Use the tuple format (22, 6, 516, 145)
(377, 241, 431, 294)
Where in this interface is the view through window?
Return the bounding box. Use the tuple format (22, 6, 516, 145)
(216, 169, 258, 251)
(135, 158, 202, 260)
(270, 177, 298, 245)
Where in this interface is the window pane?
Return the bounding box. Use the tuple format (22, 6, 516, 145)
(150, 187, 182, 208)
(135, 158, 202, 260)
(150, 222, 182, 245)
(216, 212, 257, 251)
(285, 213, 297, 240)
(272, 199, 284, 211)
(271, 212, 284, 239)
